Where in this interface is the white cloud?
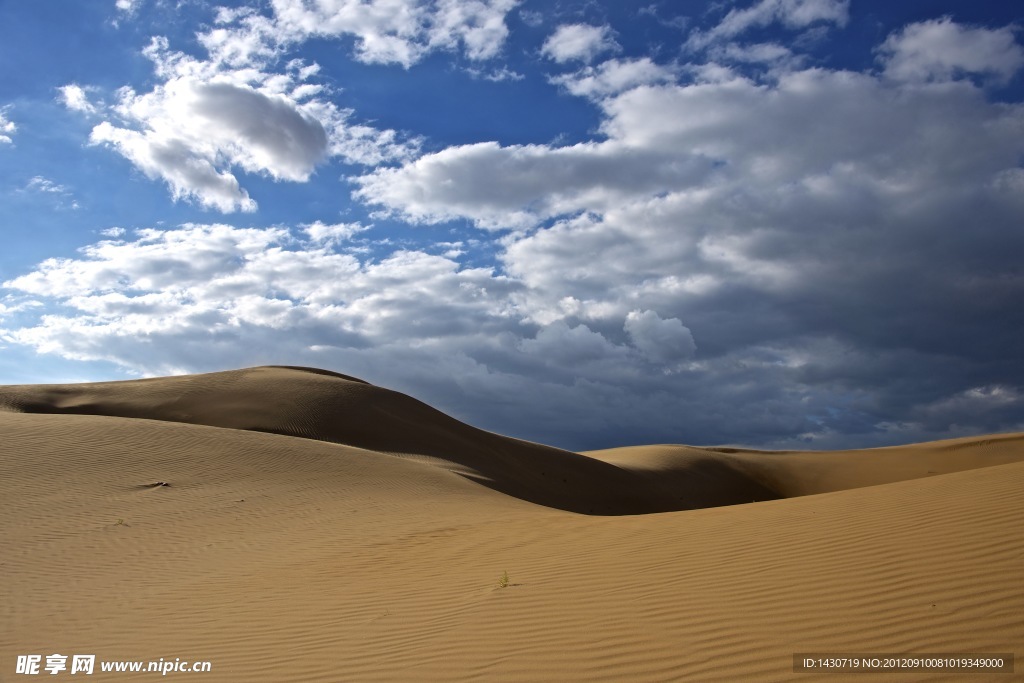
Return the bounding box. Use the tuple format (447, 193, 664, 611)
(0, 107, 15, 145)
(5, 10, 1024, 450)
(21, 176, 80, 209)
(90, 121, 258, 213)
(716, 0, 848, 36)
(72, 2, 520, 210)
(354, 137, 719, 229)
(429, 0, 520, 62)
(879, 17, 1024, 84)
(352, 55, 1024, 449)
(115, 0, 141, 13)
(199, 8, 283, 68)
(0, 224, 525, 373)
(711, 41, 801, 68)
(551, 57, 677, 99)
(466, 65, 525, 81)
(25, 177, 69, 194)
(81, 35, 416, 212)
(541, 24, 619, 64)
(264, 0, 519, 68)
(303, 221, 367, 244)
(58, 84, 97, 114)
(689, 0, 848, 50)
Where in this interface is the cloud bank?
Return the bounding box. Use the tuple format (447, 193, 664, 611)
(7, 6, 1024, 450)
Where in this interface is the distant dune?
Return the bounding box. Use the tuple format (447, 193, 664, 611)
(2, 366, 1020, 680)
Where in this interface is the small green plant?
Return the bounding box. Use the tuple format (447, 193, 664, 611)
(497, 570, 510, 589)
(115, 518, 124, 526)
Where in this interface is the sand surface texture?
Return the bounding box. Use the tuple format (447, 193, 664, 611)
(2, 366, 1021, 681)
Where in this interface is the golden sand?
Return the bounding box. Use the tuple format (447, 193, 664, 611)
(2, 367, 1020, 680)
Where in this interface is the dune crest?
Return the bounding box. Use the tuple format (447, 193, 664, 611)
(3, 365, 1023, 514)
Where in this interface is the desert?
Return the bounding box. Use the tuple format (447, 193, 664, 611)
(2, 366, 1020, 681)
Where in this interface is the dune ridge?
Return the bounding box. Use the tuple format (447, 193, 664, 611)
(6, 365, 1020, 513)
(1, 366, 1021, 681)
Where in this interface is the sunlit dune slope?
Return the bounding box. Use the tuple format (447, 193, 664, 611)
(585, 433, 1024, 499)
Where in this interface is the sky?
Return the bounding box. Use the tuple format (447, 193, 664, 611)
(1, 0, 1022, 451)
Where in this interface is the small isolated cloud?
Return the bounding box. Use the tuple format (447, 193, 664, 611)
(542, 24, 620, 64)
(879, 17, 1024, 84)
(25, 177, 69, 194)
(0, 107, 16, 144)
(466, 65, 525, 81)
(116, 0, 141, 11)
(302, 221, 366, 244)
(58, 84, 98, 114)
(22, 176, 80, 210)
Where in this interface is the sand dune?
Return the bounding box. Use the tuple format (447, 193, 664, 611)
(1, 367, 1021, 681)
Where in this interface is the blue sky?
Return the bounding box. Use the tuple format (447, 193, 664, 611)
(1, 0, 1023, 450)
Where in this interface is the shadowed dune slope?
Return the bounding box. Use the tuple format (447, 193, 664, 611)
(0, 366, 779, 513)
(1, 409, 1021, 681)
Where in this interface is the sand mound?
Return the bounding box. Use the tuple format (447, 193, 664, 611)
(5, 366, 1023, 515)
(587, 433, 1024, 500)
(0, 366, 789, 514)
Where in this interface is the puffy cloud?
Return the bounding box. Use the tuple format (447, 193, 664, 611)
(358, 64, 1024, 232)
(0, 107, 15, 145)
(73, 2, 513, 211)
(249, 0, 520, 68)
(58, 84, 97, 114)
(90, 121, 257, 213)
(74, 2, 520, 210)
(5, 10, 1024, 450)
(0, 223, 523, 365)
(354, 138, 720, 229)
(624, 310, 696, 364)
(428, 0, 520, 61)
(302, 221, 366, 244)
(345, 40, 1024, 447)
(551, 57, 677, 99)
(541, 24, 619, 64)
(81, 35, 415, 212)
(3, 200, 1024, 449)
(879, 17, 1024, 84)
(115, 0, 141, 13)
